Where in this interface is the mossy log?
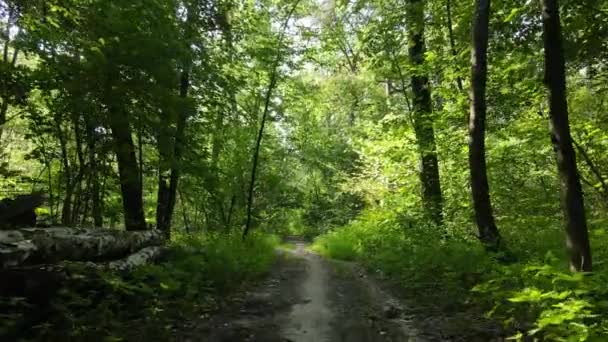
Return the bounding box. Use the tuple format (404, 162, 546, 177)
(0, 228, 163, 268)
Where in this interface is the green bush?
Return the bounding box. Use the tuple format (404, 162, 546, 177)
(312, 207, 608, 340)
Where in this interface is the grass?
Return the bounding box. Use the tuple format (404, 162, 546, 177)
(311, 208, 608, 341)
(1, 232, 280, 341)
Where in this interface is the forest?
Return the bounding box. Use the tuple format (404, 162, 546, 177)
(1, 0, 608, 341)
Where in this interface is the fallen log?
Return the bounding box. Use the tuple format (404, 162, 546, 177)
(0, 228, 163, 268)
(0, 246, 168, 298)
(105, 246, 167, 272)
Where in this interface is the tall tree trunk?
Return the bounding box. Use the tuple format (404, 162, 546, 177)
(156, 69, 190, 238)
(71, 115, 86, 225)
(155, 112, 172, 235)
(0, 5, 19, 142)
(85, 120, 103, 227)
(80, 175, 91, 226)
(166, 70, 190, 228)
(446, 0, 464, 92)
(243, 72, 277, 238)
(108, 109, 146, 230)
(138, 124, 144, 187)
(243, 0, 301, 238)
(0, 99, 8, 142)
(54, 115, 73, 226)
(541, 0, 592, 272)
(469, 0, 500, 250)
(206, 104, 225, 228)
(407, 0, 444, 226)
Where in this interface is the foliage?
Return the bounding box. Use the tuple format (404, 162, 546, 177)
(312, 202, 608, 339)
(0, 232, 279, 341)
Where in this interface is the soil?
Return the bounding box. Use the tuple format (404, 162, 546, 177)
(178, 241, 448, 342)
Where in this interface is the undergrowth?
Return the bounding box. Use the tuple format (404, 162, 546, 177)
(312, 208, 608, 341)
(1, 232, 279, 341)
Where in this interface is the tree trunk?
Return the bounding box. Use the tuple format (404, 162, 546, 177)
(0, 7, 19, 142)
(407, 0, 444, 226)
(156, 120, 172, 235)
(108, 110, 146, 230)
(469, 0, 501, 250)
(243, 1, 301, 238)
(54, 115, 74, 226)
(156, 69, 190, 238)
(0, 99, 8, 142)
(541, 0, 592, 272)
(71, 115, 86, 224)
(446, 0, 464, 92)
(166, 70, 190, 232)
(85, 119, 103, 227)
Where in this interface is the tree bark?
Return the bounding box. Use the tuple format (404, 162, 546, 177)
(446, 0, 464, 92)
(166, 70, 190, 231)
(156, 69, 190, 238)
(156, 117, 172, 235)
(70, 116, 86, 225)
(0, 5, 19, 142)
(407, 0, 444, 226)
(541, 0, 592, 272)
(53, 115, 74, 226)
(108, 109, 146, 230)
(244, 60, 279, 238)
(469, 0, 501, 250)
(85, 119, 103, 227)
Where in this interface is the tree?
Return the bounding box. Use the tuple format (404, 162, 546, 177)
(541, 0, 592, 272)
(469, 0, 500, 250)
(243, 0, 302, 238)
(156, 1, 197, 238)
(407, 0, 443, 226)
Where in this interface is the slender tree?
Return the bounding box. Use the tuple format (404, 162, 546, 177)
(445, 0, 463, 92)
(469, 0, 501, 250)
(243, 0, 301, 238)
(541, 0, 592, 272)
(407, 0, 444, 226)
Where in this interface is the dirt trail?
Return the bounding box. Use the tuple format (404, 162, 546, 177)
(282, 242, 333, 341)
(187, 241, 437, 342)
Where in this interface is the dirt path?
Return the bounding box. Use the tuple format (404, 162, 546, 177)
(281, 242, 333, 341)
(186, 242, 438, 342)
